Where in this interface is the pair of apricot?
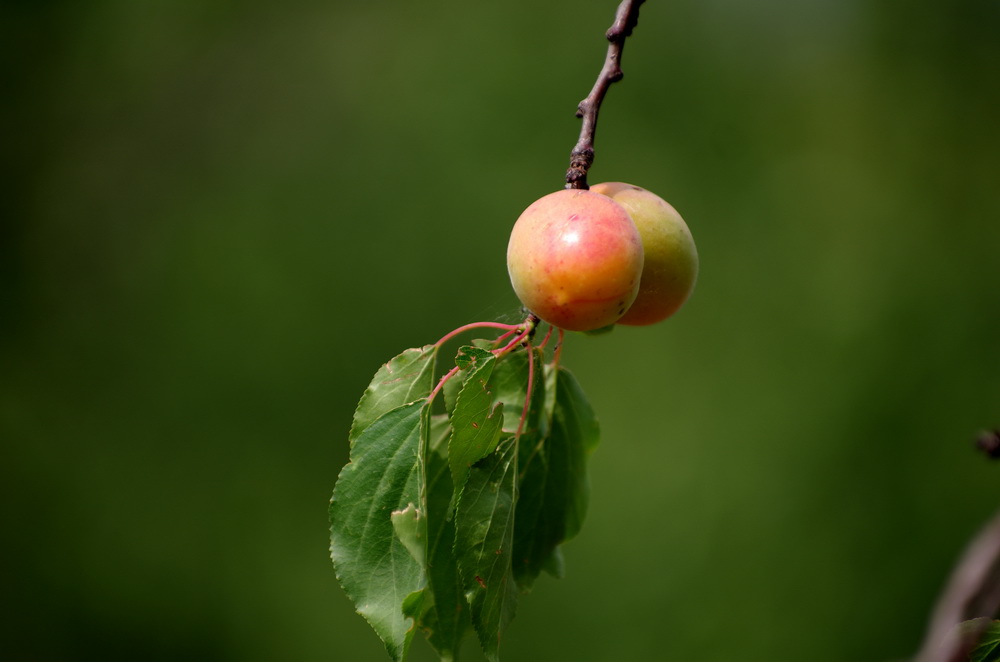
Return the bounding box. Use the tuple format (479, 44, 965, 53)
(506, 183, 698, 332)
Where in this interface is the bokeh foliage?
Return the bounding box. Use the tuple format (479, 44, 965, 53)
(2, 1, 999, 660)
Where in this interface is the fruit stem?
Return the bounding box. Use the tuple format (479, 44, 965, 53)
(565, 0, 646, 190)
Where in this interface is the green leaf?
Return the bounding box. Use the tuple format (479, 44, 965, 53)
(455, 438, 519, 662)
(442, 343, 493, 416)
(512, 366, 599, 589)
(391, 503, 426, 568)
(449, 347, 504, 492)
(418, 414, 471, 660)
(554, 367, 600, 454)
(970, 621, 1000, 662)
(490, 348, 545, 437)
(542, 546, 565, 580)
(330, 401, 429, 662)
(349, 345, 437, 447)
(454, 344, 492, 370)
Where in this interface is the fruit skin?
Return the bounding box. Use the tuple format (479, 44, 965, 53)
(507, 189, 644, 332)
(590, 182, 698, 326)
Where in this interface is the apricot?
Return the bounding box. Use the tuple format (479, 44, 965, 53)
(506, 189, 644, 332)
(590, 182, 698, 326)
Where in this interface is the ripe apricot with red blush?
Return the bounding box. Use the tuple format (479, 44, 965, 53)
(506, 189, 644, 331)
(590, 182, 698, 326)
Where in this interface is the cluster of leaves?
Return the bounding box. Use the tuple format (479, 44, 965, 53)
(329, 329, 599, 661)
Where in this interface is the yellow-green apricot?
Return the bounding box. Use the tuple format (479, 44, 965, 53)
(590, 182, 698, 326)
(507, 189, 644, 332)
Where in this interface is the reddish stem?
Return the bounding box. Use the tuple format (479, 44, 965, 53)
(427, 365, 461, 404)
(515, 342, 536, 440)
(493, 328, 519, 346)
(494, 328, 533, 358)
(535, 325, 554, 351)
(435, 321, 521, 348)
(553, 329, 565, 369)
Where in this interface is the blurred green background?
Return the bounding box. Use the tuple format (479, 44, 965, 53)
(3, 1, 999, 660)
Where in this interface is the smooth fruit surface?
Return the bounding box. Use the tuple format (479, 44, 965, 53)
(507, 189, 644, 332)
(590, 182, 698, 326)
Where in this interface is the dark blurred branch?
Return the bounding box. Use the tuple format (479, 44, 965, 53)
(913, 507, 1000, 662)
(976, 430, 1000, 459)
(565, 0, 646, 190)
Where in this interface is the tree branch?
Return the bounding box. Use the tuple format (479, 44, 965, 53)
(976, 430, 1000, 459)
(565, 0, 646, 190)
(913, 498, 1000, 661)
(913, 511, 1000, 662)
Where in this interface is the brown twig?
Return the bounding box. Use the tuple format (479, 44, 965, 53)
(565, 0, 646, 190)
(913, 507, 1000, 662)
